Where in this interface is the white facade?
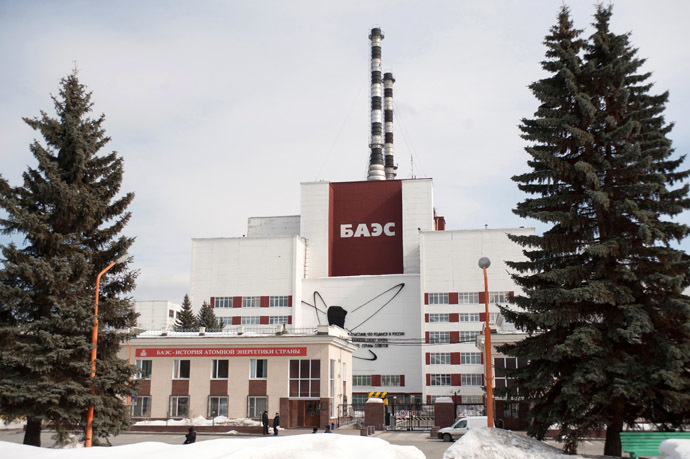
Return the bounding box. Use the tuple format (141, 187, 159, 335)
(134, 300, 181, 330)
(188, 178, 533, 405)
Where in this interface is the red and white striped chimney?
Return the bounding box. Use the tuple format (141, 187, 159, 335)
(383, 72, 396, 179)
(367, 27, 385, 181)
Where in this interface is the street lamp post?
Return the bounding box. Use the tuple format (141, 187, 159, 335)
(478, 256, 494, 429)
(85, 254, 128, 448)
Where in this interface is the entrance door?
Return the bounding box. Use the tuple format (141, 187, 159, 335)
(304, 401, 321, 427)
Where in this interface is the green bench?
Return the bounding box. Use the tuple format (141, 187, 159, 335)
(620, 431, 690, 458)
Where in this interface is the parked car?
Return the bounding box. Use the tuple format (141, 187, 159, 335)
(437, 416, 488, 442)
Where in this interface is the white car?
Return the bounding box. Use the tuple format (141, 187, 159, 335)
(437, 416, 488, 442)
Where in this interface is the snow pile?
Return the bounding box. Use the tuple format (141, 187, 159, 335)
(134, 416, 261, 426)
(0, 434, 424, 458)
(442, 428, 587, 459)
(0, 419, 26, 430)
(660, 439, 690, 459)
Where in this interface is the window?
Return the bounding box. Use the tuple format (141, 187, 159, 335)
(269, 296, 289, 307)
(131, 395, 151, 417)
(220, 317, 234, 326)
(429, 331, 450, 344)
(353, 375, 371, 386)
(461, 353, 482, 365)
(173, 360, 190, 379)
(241, 316, 261, 325)
(250, 359, 267, 379)
(458, 292, 479, 304)
(208, 396, 228, 417)
(330, 360, 336, 417)
(459, 331, 480, 343)
(352, 393, 368, 408)
(463, 395, 484, 404)
(428, 293, 449, 304)
(489, 291, 509, 303)
(170, 396, 189, 417)
(459, 313, 479, 322)
(269, 316, 289, 324)
(429, 313, 449, 323)
(242, 296, 260, 308)
(429, 353, 450, 365)
(168, 310, 175, 318)
(430, 374, 451, 386)
(135, 360, 152, 379)
(289, 359, 320, 397)
(489, 312, 501, 323)
(212, 359, 228, 379)
(381, 375, 401, 387)
(461, 374, 483, 386)
(247, 396, 267, 418)
(215, 297, 234, 308)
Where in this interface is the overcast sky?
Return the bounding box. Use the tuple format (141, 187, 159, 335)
(1, 0, 689, 303)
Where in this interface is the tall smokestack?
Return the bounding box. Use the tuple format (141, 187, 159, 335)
(383, 72, 396, 179)
(367, 27, 385, 181)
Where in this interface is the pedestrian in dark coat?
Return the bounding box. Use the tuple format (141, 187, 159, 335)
(183, 427, 196, 444)
(273, 413, 280, 435)
(261, 411, 269, 435)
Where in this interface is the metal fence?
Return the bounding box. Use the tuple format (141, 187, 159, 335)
(337, 404, 364, 428)
(386, 404, 436, 431)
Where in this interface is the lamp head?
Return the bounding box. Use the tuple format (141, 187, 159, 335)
(115, 254, 128, 264)
(478, 257, 491, 269)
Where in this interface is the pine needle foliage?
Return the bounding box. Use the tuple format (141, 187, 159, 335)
(174, 294, 197, 331)
(500, 5, 690, 456)
(0, 71, 138, 446)
(196, 301, 220, 330)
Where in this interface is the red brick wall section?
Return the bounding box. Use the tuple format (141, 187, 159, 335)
(364, 400, 385, 431)
(449, 292, 458, 304)
(233, 297, 242, 308)
(280, 398, 290, 428)
(400, 375, 405, 387)
(451, 374, 461, 386)
(210, 297, 215, 308)
(249, 380, 267, 396)
(478, 291, 485, 304)
(449, 313, 459, 322)
(450, 331, 459, 343)
(425, 353, 430, 365)
(232, 316, 241, 325)
(260, 296, 269, 307)
(425, 313, 429, 323)
(371, 375, 381, 386)
(260, 316, 269, 325)
(435, 400, 455, 429)
(450, 353, 460, 365)
(479, 312, 486, 322)
(288, 296, 293, 307)
(425, 332, 429, 343)
(320, 397, 330, 428)
(424, 293, 429, 304)
(171, 380, 189, 395)
(288, 316, 292, 324)
(209, 379, 228, 396)
(426, 374, 431, 386)
(139, 380, 151, 395)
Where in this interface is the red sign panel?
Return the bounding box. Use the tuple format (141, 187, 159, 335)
(135, 347, 307, 358)
(329, 180, 403, 276)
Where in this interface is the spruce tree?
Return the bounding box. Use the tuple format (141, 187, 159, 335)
(196, 301, 220, 330)
(502, 5, 690, 456)
(174, 294, 197, 331)
(0, 71, 138, 446)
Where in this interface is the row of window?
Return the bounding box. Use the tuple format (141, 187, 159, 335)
(218, 316, 290, 326)
(427, 394, 484, 404)
(136, 358, 269, 380)
(428, 331, 480, 344)
(428, 352, 481, 365)
(214, 296, 290, 308)
(428, 291, 510, 305)
(352, 375, 403, 387)
(429, 374, 483, 386)
(428, 313, 500, 322)
(131, 395, 269, 419)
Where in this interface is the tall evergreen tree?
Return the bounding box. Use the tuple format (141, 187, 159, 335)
(0, 71, 138, 446)
(174, 294, 197, 331)
(196, 301, 220, 330)
(501, 5, 690, 456)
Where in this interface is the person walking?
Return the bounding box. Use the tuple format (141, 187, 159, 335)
(272, 412, 280, 436)
(261, 411, 269, 435)
(183, 427, 196, 444)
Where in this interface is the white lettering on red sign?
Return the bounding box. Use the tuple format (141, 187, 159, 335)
(134, 347, 307, 358)
(340, 222, 395, 238)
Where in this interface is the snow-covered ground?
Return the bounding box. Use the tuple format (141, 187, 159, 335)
(661, 439, 690, 459)
(133, 415, 260, 427)
(1, 435, 424, 459)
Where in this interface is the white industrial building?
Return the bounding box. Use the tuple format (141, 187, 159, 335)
(188, 178, 532, 407)
(134, 300, 181, 330)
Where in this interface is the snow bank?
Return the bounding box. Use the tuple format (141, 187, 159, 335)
(442, 428, 587, 459)
(0, 434, 424, 459)
(0, 420, 26, 430)
(134, 416, 261, 426)
(659, 439, 690, 459)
